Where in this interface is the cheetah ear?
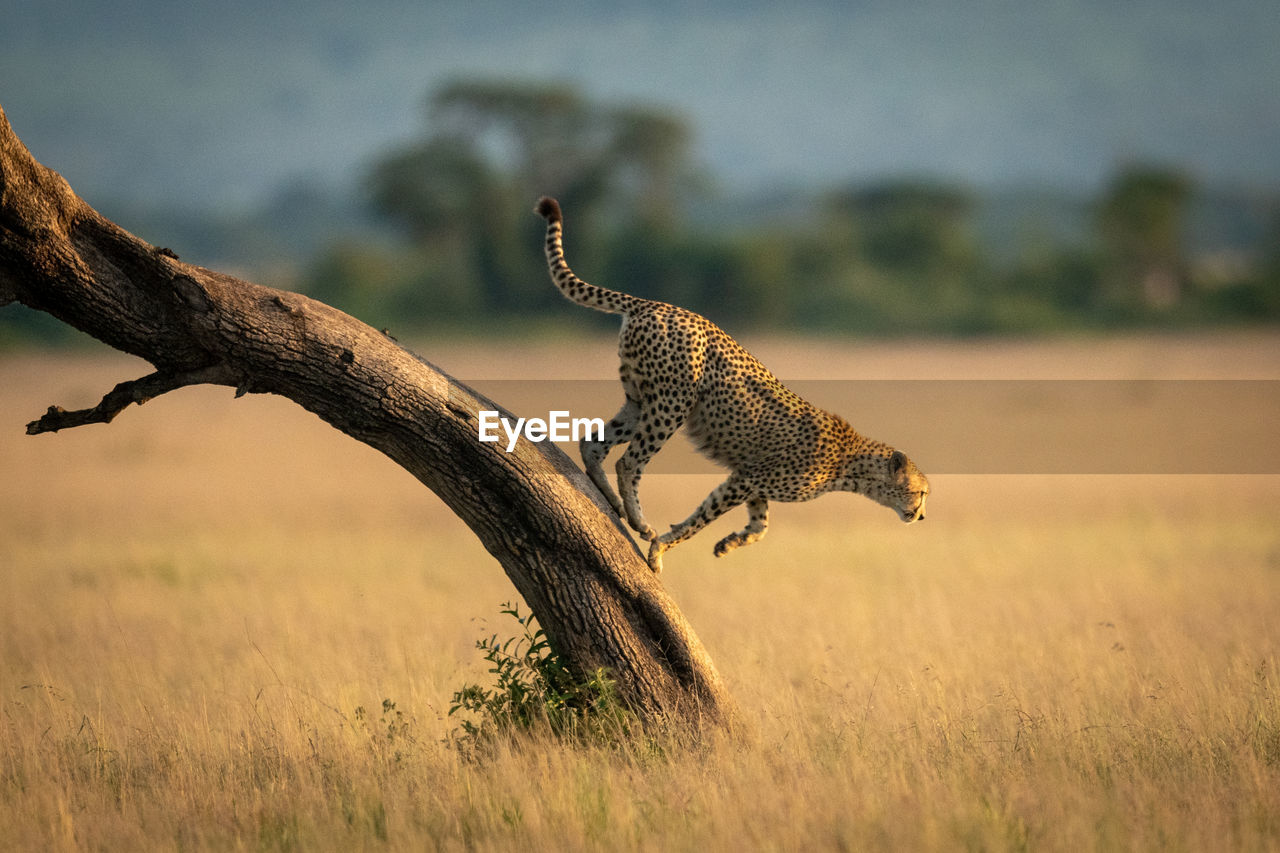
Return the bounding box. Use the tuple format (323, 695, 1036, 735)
(889, 450, 908, 476)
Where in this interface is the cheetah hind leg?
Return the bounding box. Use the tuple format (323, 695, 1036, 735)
(616, 449, 657, 541)
(646, 476, 752, 572)
(579, 398, 638, 519)
(614, 399, 690, 542)
(615, 393, 695, 546)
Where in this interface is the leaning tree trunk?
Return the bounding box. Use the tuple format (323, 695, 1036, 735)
(0, 104, 736, 728)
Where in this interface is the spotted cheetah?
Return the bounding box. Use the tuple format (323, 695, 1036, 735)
(535, 197, 930, 572)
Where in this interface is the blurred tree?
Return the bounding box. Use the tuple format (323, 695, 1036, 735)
(366, 80, 695, 315)
(994, 247, 1103, 332)
(808, 178, 984, 333)
(1210, 200, 1280, 319)
(606, 105, 692, 232)
(827, 179, 979, 277)
(305, 241, 479, 331)
(1097, 164, 1193, 310)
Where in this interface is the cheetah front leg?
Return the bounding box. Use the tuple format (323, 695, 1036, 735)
(712, 496, 769, 558)
(647, 476, 752, 572)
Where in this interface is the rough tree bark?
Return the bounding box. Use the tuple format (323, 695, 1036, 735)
(0, 103, 736, 728)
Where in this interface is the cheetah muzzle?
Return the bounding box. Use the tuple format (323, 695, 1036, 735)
(536, 196, 930, 572)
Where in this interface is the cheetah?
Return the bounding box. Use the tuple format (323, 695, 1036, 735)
(535, 196, 930, 572)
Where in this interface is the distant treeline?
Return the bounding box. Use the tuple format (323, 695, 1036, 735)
(307, 80, 1279, 336)
(4, 80, 1278, 346)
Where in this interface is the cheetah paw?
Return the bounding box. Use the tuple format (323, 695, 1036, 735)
(713, 534, 740, 558)
(646, 540, 666, 573)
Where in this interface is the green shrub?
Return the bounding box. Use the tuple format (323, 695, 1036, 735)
(448, 603, 630, 752)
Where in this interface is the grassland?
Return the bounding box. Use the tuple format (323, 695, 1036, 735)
(2, 332, 1279, 851)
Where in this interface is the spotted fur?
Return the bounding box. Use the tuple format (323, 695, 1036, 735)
(535, 196, 930, 572)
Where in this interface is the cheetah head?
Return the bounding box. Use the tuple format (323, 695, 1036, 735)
(879, 450, 930, 523)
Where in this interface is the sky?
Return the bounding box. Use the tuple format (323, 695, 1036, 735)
(2, 0, 1278, 211)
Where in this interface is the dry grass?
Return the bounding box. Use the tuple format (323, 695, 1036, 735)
(2, 333, 1279, 851)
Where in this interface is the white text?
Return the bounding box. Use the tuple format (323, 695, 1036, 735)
(478, 410, 605, 453)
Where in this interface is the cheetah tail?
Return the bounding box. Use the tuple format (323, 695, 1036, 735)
(535, 196, 640, 316)
(535, 196, 562, 223)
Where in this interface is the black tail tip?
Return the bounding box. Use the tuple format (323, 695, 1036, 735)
(535, 196, 562, 222)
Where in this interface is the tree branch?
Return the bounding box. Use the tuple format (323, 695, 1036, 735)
(25, 364, 239, 434)
(0, 102, 737, 728)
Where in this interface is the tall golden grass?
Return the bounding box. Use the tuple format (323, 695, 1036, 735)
(2, 333, 1278, 851)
